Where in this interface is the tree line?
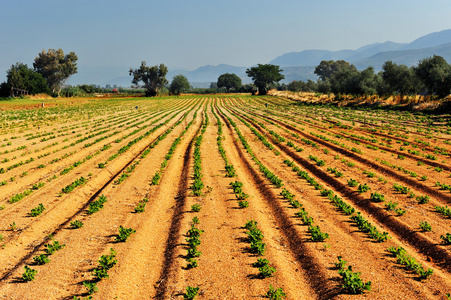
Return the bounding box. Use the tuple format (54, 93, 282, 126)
(4, 49, 450, 99)
(129, 62, 284, 96)
(0, 49, 285, 98)
(0, 49, 78, 97)
(286, 55, 451, 98)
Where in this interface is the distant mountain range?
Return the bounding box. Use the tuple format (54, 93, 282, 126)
(71, 28, 451, 87)
(270, 29, 451, 81)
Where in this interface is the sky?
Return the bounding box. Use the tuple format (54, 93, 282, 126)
(1, 0, 451, 85)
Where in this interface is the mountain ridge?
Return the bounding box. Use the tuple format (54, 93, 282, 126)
(69, 28, 451, 87)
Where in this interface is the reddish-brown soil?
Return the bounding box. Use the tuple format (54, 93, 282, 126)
(0, 95, 450, 299)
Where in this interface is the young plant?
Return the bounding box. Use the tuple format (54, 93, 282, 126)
(441, 233, 451, 245)
(266, 285, 286, 300)
(395, 208, 406, 216)
(336, 256, 371, 294)
(357, 183, 370, 194)
(29, 203, 45, 217)
(419, 221, 432, 232)
(370, 192, 385, 203)
(225, 164, 237, 177)
(385, 201, 398, 211)
(9, 222, 17, 231)
(92, 248, 117, 280)
(186, 258, 198, 269)
(308, 225, 329, 242)
(44, 240, 65, 255)
(70, 220, 84, 229)
(33, 254, 50, 265)
(115, 226, 135, 242)
(387, 246, 433, 279)
(259, 264, 276, 278)
(83, 281, 98, 295)
(87, 194, 107, 215)
(22, 266, 37, 282)
(416, 195, 430, 204)
(134, 201, 146, 213)
(191, 204, 201, 212)
(184, 286, 199, 300)
(238, 200, 249, 208)
(253, 258, 270, 268)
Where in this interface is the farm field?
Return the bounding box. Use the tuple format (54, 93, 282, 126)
(0, 95, 450, 299)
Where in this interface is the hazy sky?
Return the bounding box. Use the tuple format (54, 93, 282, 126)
(1, 0, 451, 84)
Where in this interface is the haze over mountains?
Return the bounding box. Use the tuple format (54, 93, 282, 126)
(77, 29, 451, 88)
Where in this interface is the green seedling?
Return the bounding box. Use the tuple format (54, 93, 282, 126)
(22, 266, 37, 282)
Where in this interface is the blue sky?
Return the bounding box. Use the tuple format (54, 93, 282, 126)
(1, 0, 451, 85)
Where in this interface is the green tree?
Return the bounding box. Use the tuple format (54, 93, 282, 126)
(287, 80, 306, 92)
(382, 61, 417, 97)
(358, 67, 378, 95)
(3, 63, 50, 96)
(129, 62, 168, 96)
(314, 60, 353, 81)
(329, 64, 359, 95)
(246, 64, 284, 95)
(170, 74, 190, 95)
(415, 55, 451, 98)
(240, 83, 257, 94)
(0, 82, 9, 97)
(217, 73, 242, 92)
(33, 49, 78, 94)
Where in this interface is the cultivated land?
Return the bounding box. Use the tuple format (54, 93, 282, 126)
(0, 95, 450, 299)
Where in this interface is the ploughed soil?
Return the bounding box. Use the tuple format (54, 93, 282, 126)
(0, 95, 450, 299)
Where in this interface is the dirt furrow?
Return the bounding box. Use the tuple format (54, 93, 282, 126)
(0, 109, 191, 284)
(232, 107, 451, 273)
